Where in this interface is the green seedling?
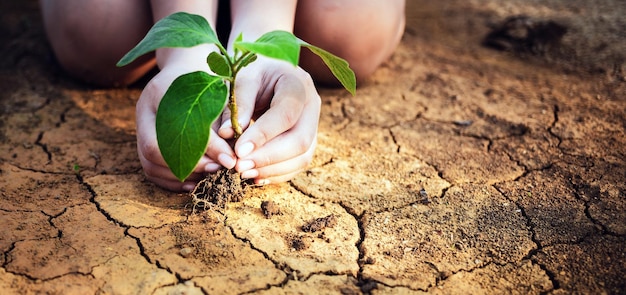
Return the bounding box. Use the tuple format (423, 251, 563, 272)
(118, 12, 355, 181)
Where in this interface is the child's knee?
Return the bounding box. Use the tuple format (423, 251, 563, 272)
(40, 0, 155, 86)
(44, 24, 154, 86)
(343, 16, 406, 80)
(297, 0, 405, 84)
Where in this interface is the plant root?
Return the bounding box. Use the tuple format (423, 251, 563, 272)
(188, 168, 248, 214)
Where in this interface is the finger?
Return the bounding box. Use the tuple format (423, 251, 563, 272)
(252, 170, 303, 186)
(239, 137, 316, 180)
(236, 107, 319, 170)
(138, 146, 204, 181)
(139, 151, 204, 191)
(200, 157, 222, 173)
(204, 128, 236, 170)
(236, 91, 320, 171)
(234, 75, 307, 158)
(144, 174, 199, 192)
(136, 86, 168, 168)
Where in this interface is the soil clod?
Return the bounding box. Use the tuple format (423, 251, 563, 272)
(302, 214, 338, 233)
(419, 188, 431, 204)
(289, 235, 310, 251)
(260, 200, 281, 218)
(179, 247, 194, 258)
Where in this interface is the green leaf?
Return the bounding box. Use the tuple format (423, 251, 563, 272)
(156, 72, 228, 181)
(234, 32, 244, 43)
(239, 53, 258, 68)
(233, 33, 244, 58)
(117, 12, 220, 66)
(299, 41, 356, 95)
(235, 31, 300, 66)
(207, 52, 231, 77)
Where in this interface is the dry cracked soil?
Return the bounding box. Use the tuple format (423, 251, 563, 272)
(1, 0, 625, 294)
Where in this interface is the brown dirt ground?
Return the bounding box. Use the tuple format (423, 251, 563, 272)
(1, 1, 625, 294)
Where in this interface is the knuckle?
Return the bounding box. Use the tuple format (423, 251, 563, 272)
(298, 70, 313, 83)
(301, 154, 313, 169)
(294, 136, 312, 155)
(280, 107, 299, 128)
(142, 78, 164, 100)
(142, 166, 159, 179)
(255, 129, 271, 148)
(260, 154, 273, 168)
(141, 141, 163, 162)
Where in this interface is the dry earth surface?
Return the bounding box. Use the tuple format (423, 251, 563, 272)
(1, 0, 625, 294)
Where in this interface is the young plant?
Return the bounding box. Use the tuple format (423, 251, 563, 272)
(117, 12, 355, 181)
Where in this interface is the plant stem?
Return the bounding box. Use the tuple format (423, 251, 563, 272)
(228, 77, 243, 138)
(226, 51, 256, 139)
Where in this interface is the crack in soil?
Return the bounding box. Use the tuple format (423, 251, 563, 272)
(1, 2, 623, 293)
(74, 173, 180, 284)
(1, 242, 16, 269)
(492, 185, 560, 292)
(287, 183, 369, 290)
(547, 104, 563, 148)
(34, 131, 51, 164)
(151, 266, 199, 295)
(7, 267, 96, 284)
(2, 209, 73, 280)
(503, 162, 555, 184)
(220, 216, 293, 290)
(152, 280, 208, 295)
(581, 201, 621, 237)
(386, 127, 402, 153)
(56, 105, 70, 128)
(350, 209, 374, 293)
(500, 148, 532, 174)
(569, 179, 623, 237)
(43, 208, 66, 240)
(3, 238, 96, 283)
(8, 163, 75, 176)
(290, 180, 450, 294)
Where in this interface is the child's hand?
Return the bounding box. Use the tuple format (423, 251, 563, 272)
(218, 57, 321, 185)
(136, 65, 237, 191)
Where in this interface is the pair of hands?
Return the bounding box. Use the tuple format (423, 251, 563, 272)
(136, 56, 321, 191)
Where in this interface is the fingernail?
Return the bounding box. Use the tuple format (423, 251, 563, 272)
(241, 169, 259, 179)
(256, 179, 270, 186)
(237, 142, 254, 158)
(221, 120, 232, 128)
(182, 183, 195, 192)
(218, 121, 232, 135)
(204, 162, 221, 172)
(237, 160, 255, 171)
(218, 153, 236, 169)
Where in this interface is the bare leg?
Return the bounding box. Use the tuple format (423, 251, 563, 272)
(295, 0, 406, 85)
(40, 0, 156, 87)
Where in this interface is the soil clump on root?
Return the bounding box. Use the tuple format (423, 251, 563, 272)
(189, 168, 249, 211)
